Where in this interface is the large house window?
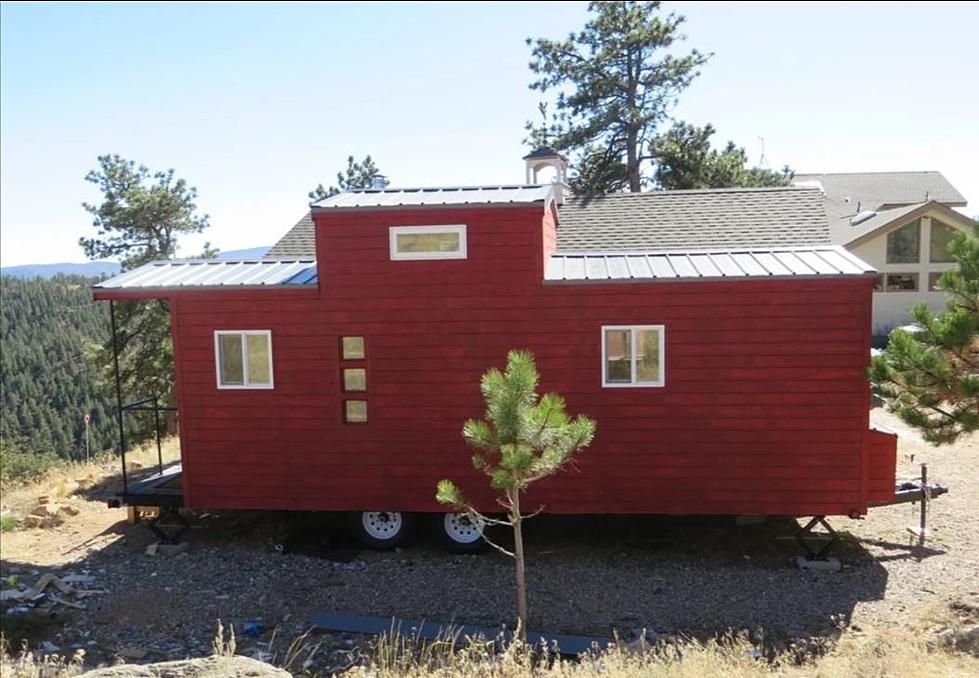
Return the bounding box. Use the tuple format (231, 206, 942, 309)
(886, 220, 920, 264)
(929, 220, 957, 263)
(215, 330, 273, 389)
(389, 225, 467, 260)
(602, 325, 665, 387)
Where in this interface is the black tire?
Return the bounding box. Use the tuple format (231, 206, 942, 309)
(434, 512, 485, 553)
(349, 511, 412, 549)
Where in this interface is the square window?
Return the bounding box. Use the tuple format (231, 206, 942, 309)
(886, 220, 920, 264)
(343, 368, 367, 392)
(885, 273, 918, 292)
(602, 325, 665, 387)
(344, 400, 367, 423)
(928, 272, 945, 291)
(341, 336, 365, 360)
(215, 331, 273, 388)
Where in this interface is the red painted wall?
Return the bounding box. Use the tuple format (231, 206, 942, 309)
(158, 203, 883, 517)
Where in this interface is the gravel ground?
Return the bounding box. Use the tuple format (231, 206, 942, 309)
(2, 406, 976, 673)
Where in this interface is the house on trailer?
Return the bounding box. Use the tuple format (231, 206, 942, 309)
(94, 156, 899, 551)
(794, 171, 974, 337)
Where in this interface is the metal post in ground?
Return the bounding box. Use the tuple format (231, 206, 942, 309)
(110, 300, 128, 494)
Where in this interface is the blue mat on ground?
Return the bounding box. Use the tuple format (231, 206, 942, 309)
(310, 612, 611, 656)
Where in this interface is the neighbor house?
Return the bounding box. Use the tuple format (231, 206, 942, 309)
(93, 152, 897, 551)
(794, 171, 973, 337)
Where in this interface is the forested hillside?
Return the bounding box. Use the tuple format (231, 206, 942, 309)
(0, 275, 117, 462)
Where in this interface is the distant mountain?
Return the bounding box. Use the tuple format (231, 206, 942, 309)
(0, 261, 121, 279)
(1, 246, 273, 279)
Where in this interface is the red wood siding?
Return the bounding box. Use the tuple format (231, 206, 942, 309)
(166, 205, 884, 517)
(865, 428, 898, 504)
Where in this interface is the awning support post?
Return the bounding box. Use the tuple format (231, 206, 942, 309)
(110, 299, 128, 494)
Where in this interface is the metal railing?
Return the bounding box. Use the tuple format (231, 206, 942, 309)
(118, 396, 177, 495)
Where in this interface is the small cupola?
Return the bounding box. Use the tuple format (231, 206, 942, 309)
(523, 147, 568, 185)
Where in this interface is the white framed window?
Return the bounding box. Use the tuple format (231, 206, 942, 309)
(389, 225, 467, 260)
(214, 330, 274, 389)
(601, 325, 665, 388)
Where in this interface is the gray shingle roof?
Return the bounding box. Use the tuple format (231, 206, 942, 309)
(545, 245, 874, 283)
(555, 186, 830, 251)
(266, 212, 314, 258)
(793, 171, 967, 244)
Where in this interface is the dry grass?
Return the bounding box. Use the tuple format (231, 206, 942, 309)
(0, 437, 180, 520)
(343, 613, 978, 678)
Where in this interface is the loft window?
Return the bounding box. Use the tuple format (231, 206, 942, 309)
(886, 220, 920, 264)
(885, 273, 919, 292)
(602, 325, 665, 387)
(389, 225, 467, 260)
(215, 330, 273, 389)
(929, 220, 957, 263)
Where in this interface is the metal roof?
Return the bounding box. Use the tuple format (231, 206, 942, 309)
(94, 259, 317, 290)
(310, 184, 556, 210)
(544, 245, 875, 283)
(556, 186, 831, 251)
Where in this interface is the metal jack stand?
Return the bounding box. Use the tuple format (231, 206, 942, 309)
(795, 515, 838, 560)
(148, 506, 190, 544)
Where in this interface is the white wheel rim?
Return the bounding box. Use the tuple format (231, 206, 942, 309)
(443, 512, 484, 544)
(361, 511, 403, 540)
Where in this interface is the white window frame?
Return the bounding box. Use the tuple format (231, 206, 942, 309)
(389, 224, 467, 261)
(214, 330, 274, 390)
(601, 325, 665, 388)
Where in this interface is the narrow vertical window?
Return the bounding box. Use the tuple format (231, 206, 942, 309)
(215, 331, 273, 389)
(602, 325, 665, 387)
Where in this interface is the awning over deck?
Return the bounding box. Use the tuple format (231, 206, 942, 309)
(92, 258, 318, 299)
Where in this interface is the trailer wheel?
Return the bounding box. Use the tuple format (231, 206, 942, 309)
(352, 511, 411, 549)
(437, 512, 485, 553)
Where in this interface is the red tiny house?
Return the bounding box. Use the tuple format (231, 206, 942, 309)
(94, 183, 898, 544)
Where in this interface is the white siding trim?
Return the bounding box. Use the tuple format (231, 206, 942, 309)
(601, 324, 666, 388)
(214, 330, 275, 390)
(389, 225, 468, 260)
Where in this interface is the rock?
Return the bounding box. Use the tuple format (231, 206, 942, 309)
(39, 641, 60, 653)
(118, 647, 150, 660)
(0, 589, 24, 601)
(796, 556, 842, 572)
(77, 655, 292, 677)
(146, 542, 190, 557)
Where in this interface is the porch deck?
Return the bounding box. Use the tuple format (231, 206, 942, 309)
(119, 463, 184, 508)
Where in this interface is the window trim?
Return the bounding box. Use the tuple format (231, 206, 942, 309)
(389, 224, 467, 261)
(214, 330, 274, 390)
(601, 324, 665, 388)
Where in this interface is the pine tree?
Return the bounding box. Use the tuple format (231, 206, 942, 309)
(870, 223, 979, 444)
(308, 155, 386, 201)
(527, 1, 709, 193)
(437, 350, 596, 639)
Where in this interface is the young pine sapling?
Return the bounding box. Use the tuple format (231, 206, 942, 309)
(436, 350, 596, 639)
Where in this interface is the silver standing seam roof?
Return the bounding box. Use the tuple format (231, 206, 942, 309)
(545, 245, 875, 283)
(94, 259, 317, 290)
(310, 184, 556, 210)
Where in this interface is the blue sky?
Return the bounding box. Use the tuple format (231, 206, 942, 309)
(2, 1, 977, 266)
